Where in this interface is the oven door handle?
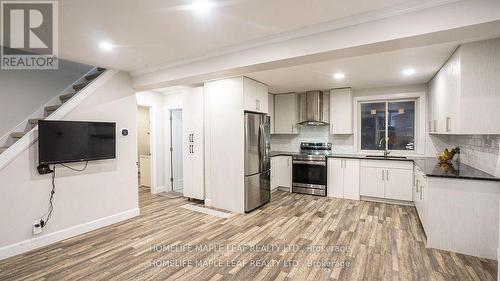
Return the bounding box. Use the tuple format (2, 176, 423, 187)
(292, 160, 326, 166)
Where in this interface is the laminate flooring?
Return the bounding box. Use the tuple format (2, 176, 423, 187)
(0, 188, 496, 280)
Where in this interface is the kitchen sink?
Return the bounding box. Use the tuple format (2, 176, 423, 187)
(365, 155, 407, 159)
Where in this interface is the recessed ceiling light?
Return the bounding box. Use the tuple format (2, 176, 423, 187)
(403, 68, 416, 76)
(333, 72, 345, 80)
(187, 0, 215, 15)
(99, 41, 114, 52)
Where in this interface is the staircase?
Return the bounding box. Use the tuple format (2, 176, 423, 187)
(0, 67, 106, 155)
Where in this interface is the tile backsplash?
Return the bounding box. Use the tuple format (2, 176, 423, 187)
(270, 126, 355, 153)
(429, 135, 500, 177)
(272, 127, 500, 177)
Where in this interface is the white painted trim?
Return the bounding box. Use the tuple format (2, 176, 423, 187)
(353, 91, 426, 156)
(0, 208, 139, 261)
(0, 70, 120, 172)
(204, 199, 212, 207)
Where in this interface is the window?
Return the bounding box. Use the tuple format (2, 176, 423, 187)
(360, 100, 416, 151)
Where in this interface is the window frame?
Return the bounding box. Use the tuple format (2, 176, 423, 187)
(357, 98, 418, 154)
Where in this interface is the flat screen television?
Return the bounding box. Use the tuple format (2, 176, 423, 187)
(38, 120, 116, 165)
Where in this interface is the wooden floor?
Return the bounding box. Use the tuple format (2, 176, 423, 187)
(0, 188, 497, 281)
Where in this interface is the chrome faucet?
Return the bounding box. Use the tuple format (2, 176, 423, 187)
(384, 149, 390, 157)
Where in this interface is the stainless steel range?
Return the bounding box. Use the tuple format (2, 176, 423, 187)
(292, 142, 332, 196)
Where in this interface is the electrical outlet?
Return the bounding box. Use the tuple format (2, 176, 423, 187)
(33, 221, 42, 235)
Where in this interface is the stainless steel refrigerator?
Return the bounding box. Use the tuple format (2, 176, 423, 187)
(244, 112, 271, 212)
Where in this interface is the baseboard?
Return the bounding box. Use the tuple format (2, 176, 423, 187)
(360, 196, 414, 206)
(0, 208, 139, 261)
(277, 186, 292, 193)
(204, 199, 212, 207)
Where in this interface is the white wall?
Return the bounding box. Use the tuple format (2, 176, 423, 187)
(0, 71, 138, 259)
(0, 60, 93, 138)
(270, 84, 428, 154)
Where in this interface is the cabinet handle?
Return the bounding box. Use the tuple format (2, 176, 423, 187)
(433, 120, 437, 132)
(386, 170, 389, 181)
(420, 185, 423, 200)
(330, 123, 334, 134)
(256, 99, 260, 111)
(382, 170, 384, 181)
(446, 117, 451, 132)
(428, 121, 431, 132)
(416, 179, 420, 192)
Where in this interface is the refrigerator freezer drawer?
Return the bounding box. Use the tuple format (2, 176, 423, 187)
(244, 170, 271, 212)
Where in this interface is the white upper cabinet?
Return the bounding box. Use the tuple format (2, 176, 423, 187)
(274, 93, 299, 134)
(243, 77, 269, 114)
(428, 38, 500, 134)
(329, 88, 353, 134)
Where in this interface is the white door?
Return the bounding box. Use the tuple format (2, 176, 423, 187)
(384, 168, 413, 201)
(360, 167, 384, 198)
(343, 159, 360, 200)
(327, 158, 343, 198)
(171, 109, 183, 192)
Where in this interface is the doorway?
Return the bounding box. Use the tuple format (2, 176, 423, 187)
(170, 109, 183, 192)
(137, 106, 151, 189)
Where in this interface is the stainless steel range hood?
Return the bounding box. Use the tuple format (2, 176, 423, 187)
(297, 91, 329, 126)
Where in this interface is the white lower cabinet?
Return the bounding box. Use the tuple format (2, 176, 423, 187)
(271, 156, 292, 191)
(327, 158, 360, 200)
(359, 160, 413, 201)
(413, 166, 428, 232)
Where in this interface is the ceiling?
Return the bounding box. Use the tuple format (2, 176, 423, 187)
(58, 0, 437, 72)
(245, 43, 458, 93)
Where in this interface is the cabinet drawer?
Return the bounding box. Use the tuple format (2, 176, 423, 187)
(360, 159, 413, 170)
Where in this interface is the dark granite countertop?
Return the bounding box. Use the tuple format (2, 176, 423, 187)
(271, 151, 500, 182)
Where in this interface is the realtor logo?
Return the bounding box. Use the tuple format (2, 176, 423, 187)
(1, 1, 58, 69)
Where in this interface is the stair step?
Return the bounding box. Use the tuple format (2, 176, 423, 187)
(10, 132, 26, 139)
(45, 104, 61, 116)
(29, 118, 43, 125)
(84, 70, 104, 81)
(72, 81, 90, 91)
(60, 92, 76, 103)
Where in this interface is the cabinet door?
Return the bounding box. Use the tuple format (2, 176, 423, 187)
(360, 167, 384, 198)
(327, 158, 343, 198)
(182, 87, 205, 200)
(343, 159, 360, 200)
(271, 157, 279, 191)
(329, 88, 353, 134)
(268, 94, 274, 134)
(274, 94, 298, 134)
(243, 77, 257, 112)
(256, 82, 269, 114)
(282, 156, 292, 188)
(384, 168, 413, 201)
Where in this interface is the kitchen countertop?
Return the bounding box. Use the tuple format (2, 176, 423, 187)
(271, 151, 500, 182)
